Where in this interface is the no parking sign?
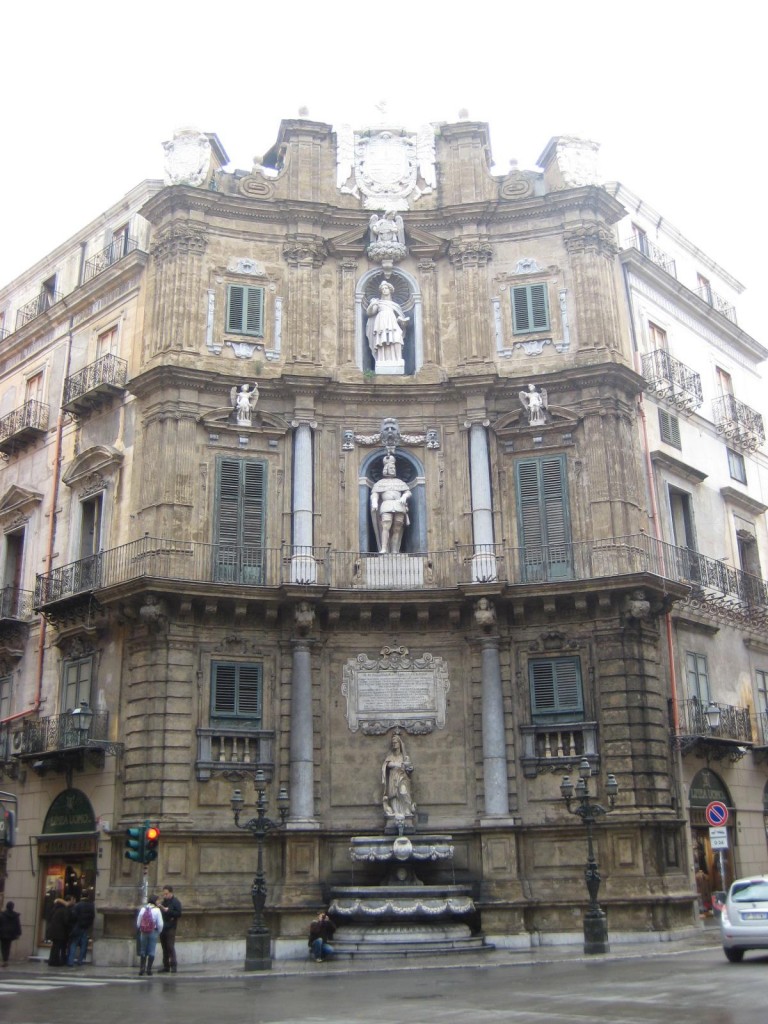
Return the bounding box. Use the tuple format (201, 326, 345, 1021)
(705, 800, 729, 827)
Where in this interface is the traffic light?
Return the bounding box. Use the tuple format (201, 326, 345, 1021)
(145, 825, 160, 863)
(124, 826, 145, 862)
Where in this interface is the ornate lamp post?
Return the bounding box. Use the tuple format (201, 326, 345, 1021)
(560, 757, 618, 954)
(231, 770, 289, 971)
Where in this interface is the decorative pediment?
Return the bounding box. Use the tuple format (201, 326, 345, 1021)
(0, 484, 43, 525)
(492, 405, 580, 439)
(62, 445, 124, 488)
(200, 406, 290, 439)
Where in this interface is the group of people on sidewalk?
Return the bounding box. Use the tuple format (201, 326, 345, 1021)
(45, 890, 96, 967)
(135, 886, 182, 976)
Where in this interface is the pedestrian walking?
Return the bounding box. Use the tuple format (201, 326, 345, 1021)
(136, 895, 163, 976)
(308, 910, 336, 962)
(157, 885, 182, 973)
(67, 889, 96, 966)
(0, 901, 22, 966)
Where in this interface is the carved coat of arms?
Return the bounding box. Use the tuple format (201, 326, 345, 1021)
(337, 125, 436, 211)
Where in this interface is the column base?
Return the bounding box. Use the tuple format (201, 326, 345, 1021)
(583, 910, 610, 954)
(244, 931, 272, 971)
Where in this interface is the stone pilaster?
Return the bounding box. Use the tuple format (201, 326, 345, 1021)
(283, 237, 326, 365)
(563, 222, 622, 354)
(289, 637, 318, 824)
(480, 635, 510, 818)
(146, 224, 208, 358)
(449, 239, 494, 363)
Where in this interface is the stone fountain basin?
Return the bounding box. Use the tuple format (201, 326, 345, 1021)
(329, 885, 475, 920)
(349, 835, 454, 863)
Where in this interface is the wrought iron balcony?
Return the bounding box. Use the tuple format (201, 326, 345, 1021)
(674, 697, 752, 761)
(17, 709, 110, 755)
(623, 234, 677, 277)
(696, 285, 737, 324)
(82, 235, 139, 283)
(0, 399, 49, 455)
(520, 721, 598, 778)
(196, 727, 274, 782)
(713, 394, 765, 452)
(15, 290, 63, 330)
(641, 348, 703, 412)
(0, 586, 35, 621)
(63, 352, 128, 415)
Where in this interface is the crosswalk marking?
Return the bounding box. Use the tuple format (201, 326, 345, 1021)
(0, 975, 144, 996)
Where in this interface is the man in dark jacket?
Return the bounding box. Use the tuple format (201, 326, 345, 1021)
(158, 886, 182, 973)
(308, 911, 336, 962)
(67, 891, 96, 966)
(0, 901, 22, 966)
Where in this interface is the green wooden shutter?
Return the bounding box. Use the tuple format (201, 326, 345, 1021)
(530, 657, 583, 721)
(516, 455, 571, 581)
(212, 662, 263, 720)
(658, 409, 681, 449)
(512, 284, 550, 334)
(214, 458, 266, 583)
(226, 285, 264, 336)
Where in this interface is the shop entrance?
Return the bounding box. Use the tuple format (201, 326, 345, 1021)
(689, 768, 735, 915)
(37, 789, 98, 957)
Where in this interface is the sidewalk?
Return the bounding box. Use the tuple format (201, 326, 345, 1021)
(8, 923, 722, 980)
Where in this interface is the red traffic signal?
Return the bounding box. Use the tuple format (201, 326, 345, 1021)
(145, 825, 160, 863)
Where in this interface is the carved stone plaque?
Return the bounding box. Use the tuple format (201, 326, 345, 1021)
(342, 647, 449, 734)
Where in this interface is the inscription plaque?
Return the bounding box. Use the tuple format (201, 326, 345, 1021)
(342, 646, 449, 734)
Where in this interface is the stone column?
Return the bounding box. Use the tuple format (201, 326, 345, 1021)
(469, 420, 496, 581)
(289, 636, 316, 823)
(291, 420, 316, 583)
(480, 634, 510, 817)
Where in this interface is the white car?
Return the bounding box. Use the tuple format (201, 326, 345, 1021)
(720, 875, 768, 962)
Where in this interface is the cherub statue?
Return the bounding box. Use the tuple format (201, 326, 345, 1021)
(519, 383, 548, 426)
(230, 382, 259, 425)
(369, 211, 404, 246)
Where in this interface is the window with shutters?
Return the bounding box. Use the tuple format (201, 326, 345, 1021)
(211, 662, 263, 721)
(213, 457, 266, 584)
(515, 454, 572, 582)
(0, 674, 11, 720)
(529, 657, 584, 723)
(658, 409, 681, 449)
(226, 284, 264, 337)
(685, 651, 710, 703)
(727, 447, 747, 484)
(512, 283, 550, 334)
(62, 656, 93, 713)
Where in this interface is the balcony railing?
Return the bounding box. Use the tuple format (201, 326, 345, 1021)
(196, 727, 274, 781)
(641, 348, 703, 412)
(63, 352, 128, 411)
(713, 394, 765, 452)
(696, 285, 737, 324)
(32, 533, 768, 613)
(0, 328, 9, 343)
(0, 586, 35, 620)
(624, 234, 677, 277)
(17, 710, 110, 755)
(677, 697, 752, 744)
(520, 721, 598, 778)
(15, 290, 63, 330)
(0, 399, 49, 454)
(82, 236, 139, 284)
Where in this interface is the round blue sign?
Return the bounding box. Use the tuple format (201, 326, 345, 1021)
(705, 800, 728, 826)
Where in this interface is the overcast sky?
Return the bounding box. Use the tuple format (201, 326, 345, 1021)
(2, 2, 765, 345)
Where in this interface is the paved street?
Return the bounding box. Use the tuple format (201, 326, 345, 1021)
(1, 942, 765, 1023)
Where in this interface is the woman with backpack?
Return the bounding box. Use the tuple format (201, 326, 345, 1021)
(135, 896, 163, 976)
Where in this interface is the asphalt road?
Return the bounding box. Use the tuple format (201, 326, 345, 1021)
(1, 947, 765, 1023)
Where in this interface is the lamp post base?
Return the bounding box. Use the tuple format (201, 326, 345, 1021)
(583, 909, 610, 954)
(244, 930, 272, 971)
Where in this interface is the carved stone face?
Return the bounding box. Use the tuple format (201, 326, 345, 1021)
(381, 417, 399, 446)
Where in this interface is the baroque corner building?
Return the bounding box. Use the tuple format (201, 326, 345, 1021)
(1, 118, 766, 963)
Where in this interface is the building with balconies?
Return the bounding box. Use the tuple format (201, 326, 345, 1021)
(611, 182, 768, 903)
(0, 121, 766, 964)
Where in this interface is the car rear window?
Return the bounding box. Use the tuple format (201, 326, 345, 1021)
(731, 881, 768, 902)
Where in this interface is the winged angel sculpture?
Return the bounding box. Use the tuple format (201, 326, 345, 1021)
(519, 384, 548, 426)
(231, 382, 259, 425)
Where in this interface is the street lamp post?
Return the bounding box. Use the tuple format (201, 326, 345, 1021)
(560, 757, 618, 955)
(231, 770, 289, 971)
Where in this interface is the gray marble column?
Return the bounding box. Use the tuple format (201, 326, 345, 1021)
(481, 635, 510, 816)
(291, 420, 315, 582)
(289, 638, 315, 821)
(469, 421, 496, 581)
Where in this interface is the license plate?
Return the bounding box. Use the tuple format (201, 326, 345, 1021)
(740, 911, 768, 920)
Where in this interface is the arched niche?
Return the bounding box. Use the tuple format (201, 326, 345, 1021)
(356, 268, 423, 376)
(358, 449, 426, 554)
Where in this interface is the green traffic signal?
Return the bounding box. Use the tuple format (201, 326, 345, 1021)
(124, 826, 145, 862)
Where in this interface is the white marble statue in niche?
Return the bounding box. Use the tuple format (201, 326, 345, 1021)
(519, 383, 548, 426)
(382, 731, 415, 822)
(231, 382, 259, 425)
(366, 281, 409, 374)
(370, 454, 411, 554)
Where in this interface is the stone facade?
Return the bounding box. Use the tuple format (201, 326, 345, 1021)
(0, 116, 765, 964)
